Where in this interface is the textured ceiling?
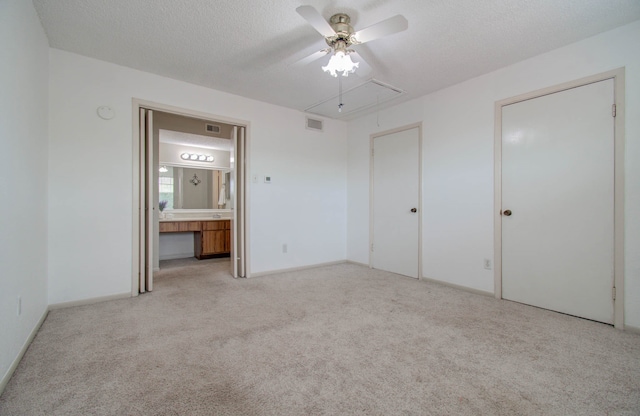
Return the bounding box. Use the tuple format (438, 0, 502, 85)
(33, 0, 640, 119)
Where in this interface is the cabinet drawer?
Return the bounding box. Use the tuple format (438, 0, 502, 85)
(179, 221, 201, 232)
(202, 220, 230, 231)
(159, 221, 201, 232)
(159, 222, 180, 232)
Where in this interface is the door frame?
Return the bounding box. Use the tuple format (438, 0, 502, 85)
(369, 122, 423, 279)
(493, 68, 625, 329)
(131, 98, 252, 295)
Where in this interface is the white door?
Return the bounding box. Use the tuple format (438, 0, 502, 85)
(501, 79, 615, 324)
(237, 127, 246, 277)
(139, 108, 154, 293)
(229, 126, 238, 278)
(372, 127, 420, 278)
(229, 125, 247, 278)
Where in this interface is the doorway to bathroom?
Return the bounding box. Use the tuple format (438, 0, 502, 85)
(133, 100, 249, 294)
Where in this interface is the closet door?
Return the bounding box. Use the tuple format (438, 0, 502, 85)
(229, 126, 238, 278)
(371, 127, 420, 278)
(237, 127, 246, 277)
(501, 79, 615, 323)
(228, 126, 247, 278)
(139, 108, 154, 292)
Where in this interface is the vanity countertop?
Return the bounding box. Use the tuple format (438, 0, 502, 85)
(159, 217, 230, 222)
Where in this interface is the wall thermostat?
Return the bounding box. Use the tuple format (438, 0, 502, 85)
(264, 176, 272, 183)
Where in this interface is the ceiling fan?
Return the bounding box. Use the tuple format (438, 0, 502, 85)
(295, 5, 408, 78)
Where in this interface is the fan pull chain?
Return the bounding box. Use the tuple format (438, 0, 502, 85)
(338, 76, 343, 113)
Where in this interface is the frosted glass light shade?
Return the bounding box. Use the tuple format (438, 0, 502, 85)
(322, 51, 359, 77)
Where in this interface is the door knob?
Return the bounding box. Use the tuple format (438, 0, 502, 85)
(410, 208, 417, 213)
(503, 209, 512, 216)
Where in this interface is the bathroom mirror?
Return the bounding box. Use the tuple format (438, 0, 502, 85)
(159, 165, 230, 210)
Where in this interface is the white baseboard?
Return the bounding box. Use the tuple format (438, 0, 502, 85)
(420, 276, 494, 297)
(624, 325, 640, 334)
(0, 308, 48, 396)
(248, 260, 347, 278)
(346, 260, 370, 268)
(48, 292, 131, 310)
(159, 253, 194, 261)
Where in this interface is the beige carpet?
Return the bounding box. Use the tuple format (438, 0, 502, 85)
(1, 260, 639, 415)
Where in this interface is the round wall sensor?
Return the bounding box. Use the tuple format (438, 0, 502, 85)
(97, 106, 115, 120)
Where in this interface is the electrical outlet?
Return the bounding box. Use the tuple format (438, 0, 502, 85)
(17, 296, 21, 316)
(484, 259, 492, 270)
(282, 244, 288, 254)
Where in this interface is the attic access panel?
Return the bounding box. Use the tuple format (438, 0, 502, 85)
(305, 79, 404, 120)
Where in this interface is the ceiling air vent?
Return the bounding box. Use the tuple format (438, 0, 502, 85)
(306, 117, 324, 132)
(205, 123, 221, 134)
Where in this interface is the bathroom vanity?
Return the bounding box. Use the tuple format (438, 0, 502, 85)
(159, 218, 230, 259)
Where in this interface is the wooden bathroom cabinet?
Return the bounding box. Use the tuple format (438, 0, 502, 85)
(199, 220, 231, 257)
(159, 220, 231, 259)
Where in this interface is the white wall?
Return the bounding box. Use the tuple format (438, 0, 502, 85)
(0, 0, 49, 389)
(48, 49, 348, 304)
(347, 20, 640, 327)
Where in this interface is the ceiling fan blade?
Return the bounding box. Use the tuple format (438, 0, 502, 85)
(353, 15, 408, 44)
(292, 49, 330, 67)
(351, 51, 372, 78)
(296, 6, 335, 38)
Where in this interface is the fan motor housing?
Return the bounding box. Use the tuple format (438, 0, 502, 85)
(326, 13, 356, 48)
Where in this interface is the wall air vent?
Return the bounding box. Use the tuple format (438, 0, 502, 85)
(305, 79, 404, 120)
(306, 117, 324, 132)
(205, 123, 221, 134)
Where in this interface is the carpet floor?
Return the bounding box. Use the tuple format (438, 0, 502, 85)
(1, 260, 639, 415)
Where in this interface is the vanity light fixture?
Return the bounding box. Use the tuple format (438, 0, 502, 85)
(180, 152, 215, 163)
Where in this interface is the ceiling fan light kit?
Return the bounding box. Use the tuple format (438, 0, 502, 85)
(322, 48, 359, 77)
(296, 6, 408, 79)
(296, 6, 408, 112)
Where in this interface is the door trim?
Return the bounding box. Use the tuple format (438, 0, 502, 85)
(131, 98, 252, 296)
(493, 68, 625, 329)
(369, 122, 423, 279)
